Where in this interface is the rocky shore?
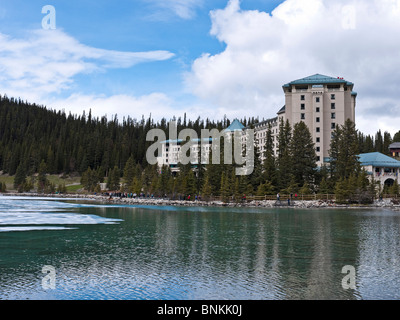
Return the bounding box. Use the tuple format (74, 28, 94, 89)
(2, 192, 400, 211)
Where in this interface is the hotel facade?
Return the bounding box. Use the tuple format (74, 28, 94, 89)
(251, 74, 357, 167)
(158, 74, 357, 170)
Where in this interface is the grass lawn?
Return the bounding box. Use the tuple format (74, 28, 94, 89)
(0, 174, 83, 192)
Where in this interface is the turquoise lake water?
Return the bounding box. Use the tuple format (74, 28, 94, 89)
(0, 196, 399, 300)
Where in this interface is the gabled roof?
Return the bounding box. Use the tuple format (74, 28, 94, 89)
(225, 119, 245, 132)
(390, 142, 400, 149)
(277, 105, 286, 114)
(283, 74, 354, 88)
(358, 152, 400, 168)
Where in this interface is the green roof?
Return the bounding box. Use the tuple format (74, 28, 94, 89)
(358, 152, 400, 168)
(225, 119, 245, 132)
(283, 74, 354, 88)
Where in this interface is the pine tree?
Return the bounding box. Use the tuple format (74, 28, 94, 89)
(329, 120, 360, 185)
(299, 182, 312, 195)
(276, 119, 292, 191)
(318, 178, 330, 195)
(123, 156, 135, 189)
(185, 169, 197, 199)
(290, 121, 317, 188)
(201, 174, 212, 199)
(257, 181, 275, 196)
(220, 171, 230, 202)
(335, 178, 348, 204)
(14, 163, 27, 191)
(107, 166, 121, 191)
(37, 160, 48, 192)
(263, 124, 277, 187)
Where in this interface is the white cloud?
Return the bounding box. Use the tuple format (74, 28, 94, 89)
(0, 28, 174, 102)
(185, 0, 400, 136)
(145, 0, 204, 20)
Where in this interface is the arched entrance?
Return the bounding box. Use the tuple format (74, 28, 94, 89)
(384, 178, 395, 187)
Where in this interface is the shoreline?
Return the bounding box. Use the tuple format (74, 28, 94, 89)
(1, 192, 400, 211)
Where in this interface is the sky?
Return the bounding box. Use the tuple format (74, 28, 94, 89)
(0, 0, 399, 136)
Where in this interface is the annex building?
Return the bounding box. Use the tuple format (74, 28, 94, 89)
(358, 152, 400, 187)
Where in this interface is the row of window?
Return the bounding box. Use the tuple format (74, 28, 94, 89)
(301, 94, 336, 101)
(300, 114, 336, 120)
(315, 123, 336, 132)
(301, 103, 336, 110)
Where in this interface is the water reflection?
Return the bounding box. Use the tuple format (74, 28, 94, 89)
(357, 211, 400, 300)
(0, 200, 399, 300)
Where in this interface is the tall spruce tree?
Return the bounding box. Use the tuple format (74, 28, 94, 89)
(276, 118, 292, 191)
(290, 121, 317, 188)
(329, 119, 360, 184)
(262, 123, 277, 189)
(14, 163, 27, 190)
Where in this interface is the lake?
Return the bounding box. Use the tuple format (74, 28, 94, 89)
(0, 196, 399, 300)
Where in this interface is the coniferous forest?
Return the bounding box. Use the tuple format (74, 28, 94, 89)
(0, 94, 399, 201)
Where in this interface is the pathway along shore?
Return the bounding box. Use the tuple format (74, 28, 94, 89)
(1, 192, 400, 211)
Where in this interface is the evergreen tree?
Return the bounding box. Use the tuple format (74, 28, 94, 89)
(334, 178, 348, 204)
(220, 171, 230, 202)
(329, 120, 360, 184)
(201, 174, 212, 199)
(318, 177, 330, 195)
(81, 167, 99, 192)
(383, 131, 393, 155)
(14, 163, 27, 191)
(37, 160, 48, 192)
(256, 181, 275, 196)
(393, 130, 400, 142)
(263, 124, 277, 187)
(185, 169, 197, 199)
(276, 119, 292, 191)
(130, 177, 142, 195)
(123, 155, 135, 189)
(290, 121, 317, 188)
(299, 182, 312, 195)
(107, 166, 121, 191)
(375, 130, 383, 153)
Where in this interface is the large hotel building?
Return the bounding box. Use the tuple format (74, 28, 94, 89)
(158, 74, 357, 170)
(254, 74, 357, 166)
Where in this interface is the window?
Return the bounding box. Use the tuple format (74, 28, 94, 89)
(331, 113, 336, 119)
(316, 147, 320, 152)
(301, 95, 305, 101)
(317, 156, 321, 162)
(316, 137, 320, 143)
(316, 107, 320, 113)
(316, 97, 320, 103)
(331, 94, 336, 100)
(301, 113, 305, 120)
(331, 103, 336, 109)
(316, 127, 320, 133)
(316, 117, 320, 123)
(301, 103, 305, 110)
(331, 123, 336, 129)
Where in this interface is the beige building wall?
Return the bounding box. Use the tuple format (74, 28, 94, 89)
(282, 75, 356, 166)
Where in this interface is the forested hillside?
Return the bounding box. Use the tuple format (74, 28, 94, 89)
(0, 94, 399, 200)
(0, 95, 259, 176)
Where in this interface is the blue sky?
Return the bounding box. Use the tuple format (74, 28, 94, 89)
(0, 0, 400, 135)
